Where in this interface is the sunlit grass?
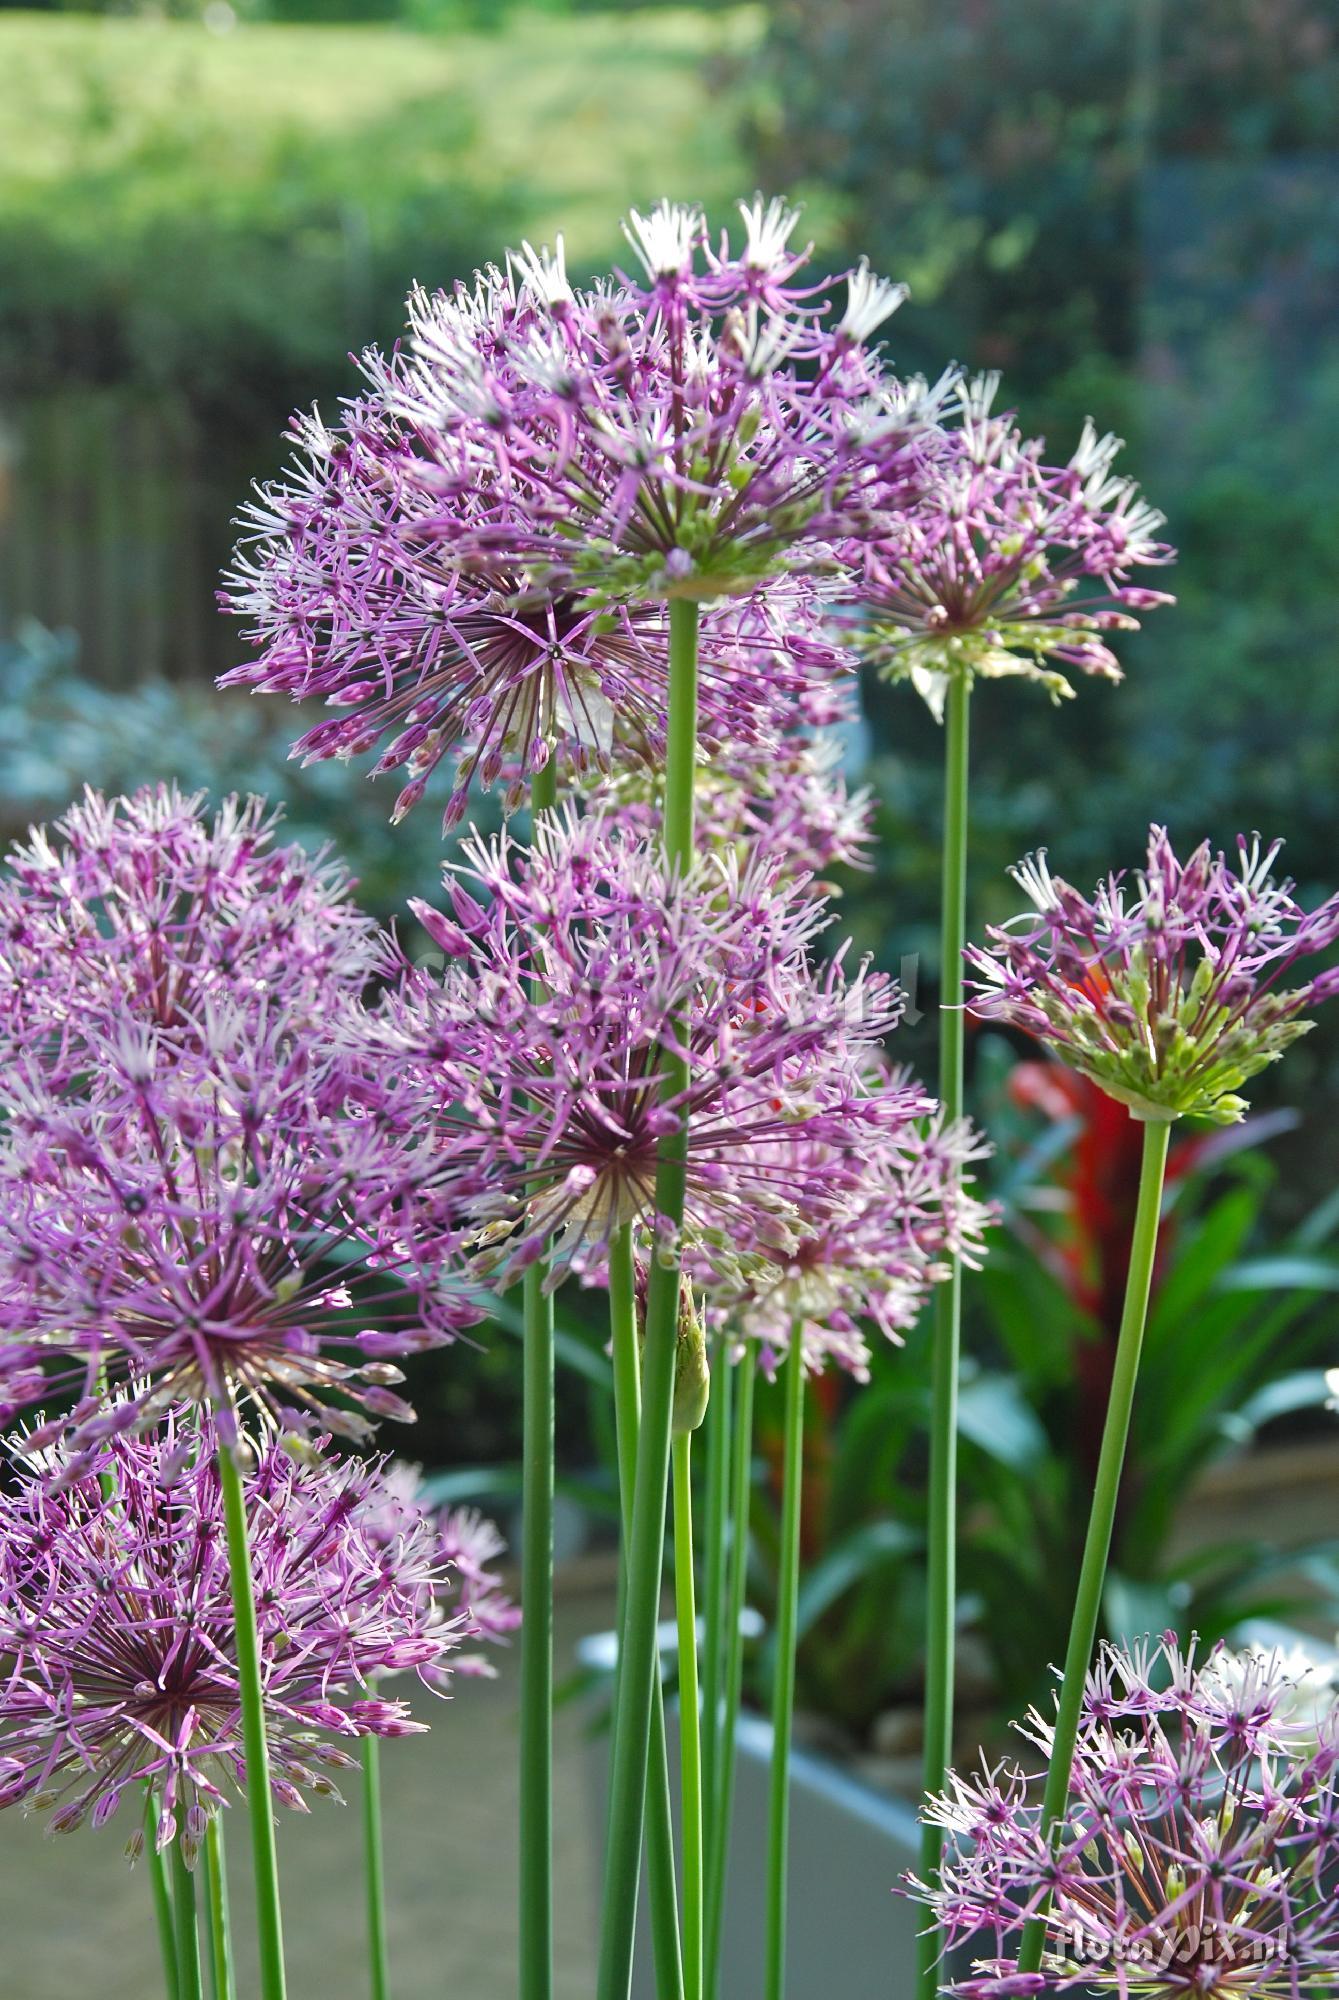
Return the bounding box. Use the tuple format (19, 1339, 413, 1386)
(0, 6, 764, 264)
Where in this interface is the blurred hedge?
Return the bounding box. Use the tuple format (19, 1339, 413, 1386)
(743, 6, 1339, 906)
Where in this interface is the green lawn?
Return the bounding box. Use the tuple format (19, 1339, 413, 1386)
(0, 5, 763, 265)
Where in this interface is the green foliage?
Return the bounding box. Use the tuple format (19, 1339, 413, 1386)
(0, 634, 494, 915)
(747, 2, 1339, 877)
(737, 1123, 1339, 1745)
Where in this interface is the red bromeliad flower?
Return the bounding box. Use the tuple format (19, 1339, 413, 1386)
(1007, 1058, 1292, 1475)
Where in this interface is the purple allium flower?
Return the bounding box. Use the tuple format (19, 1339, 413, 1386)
(359, 1465, 520, 1677)
(722, 1113, 993, 1378)
(914, 1635, 1339, 1995)
(590, 724, 875, 892)
(0, 798, 477, 1451)
(0, 1421, 467, 1856)
(835, 374, 1174, 720)
(346, 808, 909, 1294)
(220, 199, 943, 827)
(964, 827, 1339, 1125)
(0, 785, 377, 1066)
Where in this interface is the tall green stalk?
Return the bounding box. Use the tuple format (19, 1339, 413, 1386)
(204, 1814, 236, 2000)
(704, 1341, 755, 2000)
(607, 1224, 685, 2000)
(596, 597, 699, 2000)
(672, 1432, 704, 2000)
(698, 1337, 731, 1886)
(145, 1792, 180, 2000)
(764, 1332, 805, 2000)
(362, 1735, 391, 2000)
(172, 1838, 204, 2000)
(218, 1443, 287, 2000)
(1016, 1116, 1170, 1974)
(917, 674, 971, 2000)
(521, 757, 559, 2000)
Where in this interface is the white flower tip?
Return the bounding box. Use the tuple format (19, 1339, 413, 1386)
(839, 259, 908, 342)
(621, 199, 702, 280)
(511, 234, 571, 307)
(737, 192, 804, 270)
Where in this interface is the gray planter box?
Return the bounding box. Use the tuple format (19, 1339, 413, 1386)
(579, 1632, 926, 1998)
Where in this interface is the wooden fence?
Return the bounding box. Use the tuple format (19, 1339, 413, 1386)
(0, 388, 236, 687)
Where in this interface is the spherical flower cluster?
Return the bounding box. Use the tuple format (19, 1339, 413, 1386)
(835, 373, 1174, 720)
(220, 197, 944, 827)
(589, 725, 874, 892)
(346, 809, 913, 1295)
(358, 1464, 520, 1677)
(723, 1113, 993, 1378)
(0, 784, 378, 1065)
(0, 1423, 475, 1856)
(0, 788, 476, 1453)
(915, 1634, 1339, 1995)
(964, 826, 1339, 1125)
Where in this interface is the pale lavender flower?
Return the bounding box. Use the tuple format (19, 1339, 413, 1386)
(0, 1421, 466, 1857)
(914, 1634, 1339, 1995)
(836, 374, 1174, 720)
(346, 808, 909, 1294)
(965, 826, 1339, 1124)
(358, 1466, 520, 1676)
(220, 199, 943, 827)
(723, 1113, 993, 1378)
(378, 198, 936, 602)
(589, 723, 875, 892)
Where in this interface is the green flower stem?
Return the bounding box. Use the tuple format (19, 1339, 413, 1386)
(145, 1792, 180, 2000)
(1017, 1115, 1171, 1974)
(765, 1332, 806, 2000)
(698, 1338, 731, 1863)
(672, 1431, 704, 2000)
(362, 1735, 391, 2000)
(204, 1814, 236, 2000)
(918, 673, 971, 2000)
(596, 597, 699, 2000)
(521, 757, 559, 2000)
(218, 1443, 287, 2000)
(608, 1224, 685, 2000)
(172, 1837, 203, 2000)
(661, 598, 700, 870)
(704, 1341, 756, 2000)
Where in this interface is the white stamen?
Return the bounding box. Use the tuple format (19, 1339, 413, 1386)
(838, 259, 908, 343)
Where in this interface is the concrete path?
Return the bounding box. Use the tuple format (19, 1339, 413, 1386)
(0, 1586, 612, 1999)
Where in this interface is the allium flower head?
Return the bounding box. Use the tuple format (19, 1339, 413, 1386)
(836, 374, 1174, 720)
(346, 808, 909, 1293)
(589, 724, 875, 891)
(220, 198, 942, 826)
(359, 1465, 520, 1677)
(0, 1422, 467, 1856)
(0, 784, 377, 1066)
(720, 1112, 993, 1378)
(0, 798, 476, 1452)
(965, 827, 1339, 1125)
(915, 1634, 1339, 1995)
(385, 196, 934, 603)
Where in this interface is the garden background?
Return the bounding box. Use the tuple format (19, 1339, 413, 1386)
(2, 1, 1339, 1991)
